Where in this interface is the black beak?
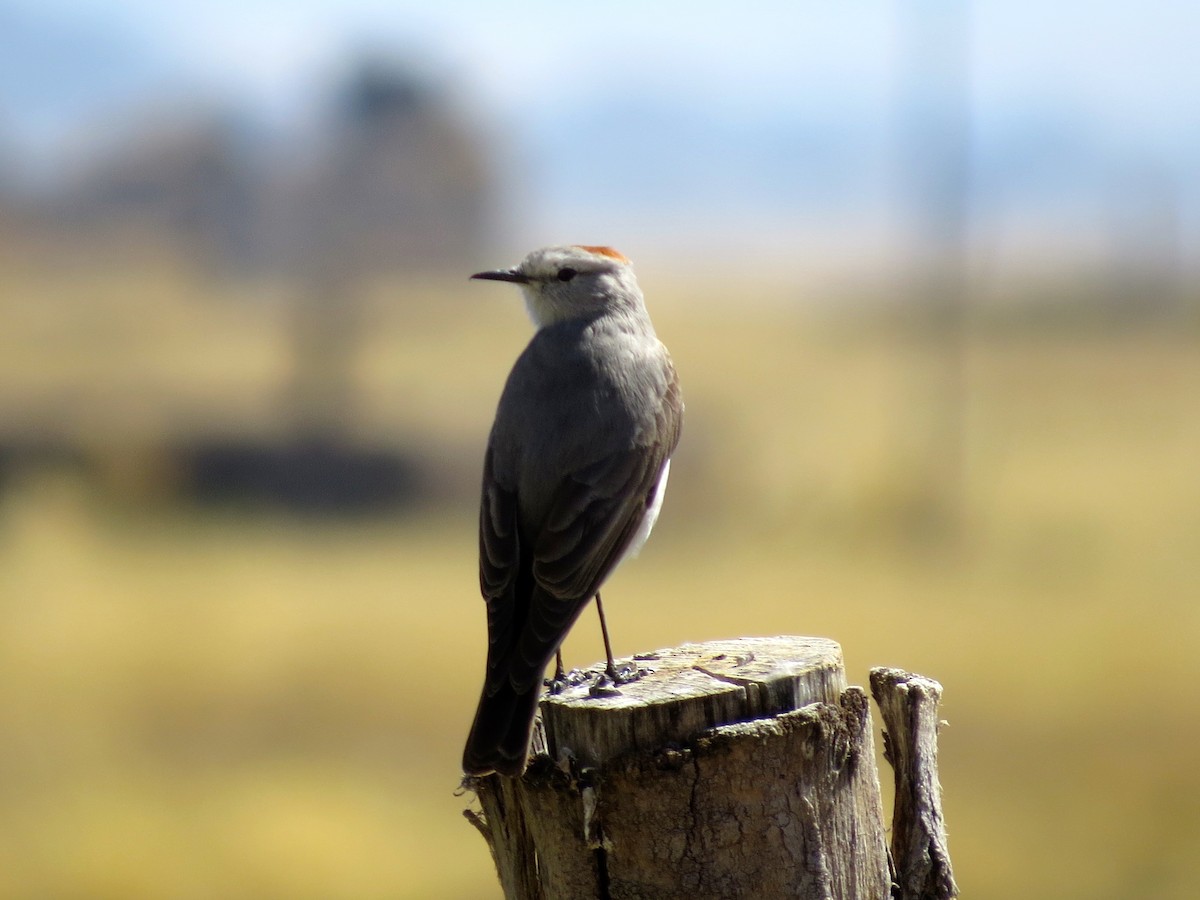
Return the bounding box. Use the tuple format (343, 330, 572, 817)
(470, 268, 529, 284)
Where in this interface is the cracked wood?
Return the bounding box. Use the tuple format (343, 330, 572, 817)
(467, 636, 894, 899)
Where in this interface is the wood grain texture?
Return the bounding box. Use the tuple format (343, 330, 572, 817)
(542, 636, 847, 768)
(871, 667, 959, 900)
(467, 636, 893, 900)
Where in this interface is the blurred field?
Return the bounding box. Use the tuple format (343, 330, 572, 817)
(1, 267, 1198, 898)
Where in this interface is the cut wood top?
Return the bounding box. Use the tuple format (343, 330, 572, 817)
(540, 636, 846, 769)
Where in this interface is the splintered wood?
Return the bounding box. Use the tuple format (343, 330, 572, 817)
(466, 638, 956, 900)
(871, 667, 959, 900)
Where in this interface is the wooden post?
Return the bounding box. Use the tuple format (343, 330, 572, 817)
(870, 668, 958, 900)
(464, 637, 957, 900)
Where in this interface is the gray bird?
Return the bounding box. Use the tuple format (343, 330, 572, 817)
(462, 245, 683, 777)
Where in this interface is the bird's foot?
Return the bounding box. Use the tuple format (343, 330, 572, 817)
(588, 674, 623, 697)
(610, 660, 652, 684)
(588, 661, 651, 696)
(546, 667, 592, 693)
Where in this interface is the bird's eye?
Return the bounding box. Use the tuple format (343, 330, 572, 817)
(556, 267, 577, 282)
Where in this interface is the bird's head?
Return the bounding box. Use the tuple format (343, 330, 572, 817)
(471, 245, 643, 327)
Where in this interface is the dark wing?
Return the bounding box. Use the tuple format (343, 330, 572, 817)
(479, 449, 519, 605)
(478, 363, 683, 696)
(511, 367, 684, 690)
(478, 449, 524, 692)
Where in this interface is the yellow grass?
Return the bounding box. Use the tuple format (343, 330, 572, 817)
(0, 266, 1198, 898)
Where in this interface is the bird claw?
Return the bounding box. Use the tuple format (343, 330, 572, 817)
(545, 667, 592, 693)
(611, 661, 652, 684)
(589, 662, 651, 696)
(547, 663, 652, 697)
(589, 675, 623, 697)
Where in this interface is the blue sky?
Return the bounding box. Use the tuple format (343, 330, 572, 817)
(11, 0, 1197, 128)
(3, 1, 1198, 271)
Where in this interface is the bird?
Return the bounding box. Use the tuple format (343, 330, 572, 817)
(462, 244, 683, 777)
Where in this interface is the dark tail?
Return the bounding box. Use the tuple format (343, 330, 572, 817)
(462, 678, 543, 777)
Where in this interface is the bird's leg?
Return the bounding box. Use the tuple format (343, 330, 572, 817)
(595, 591, 620, 681)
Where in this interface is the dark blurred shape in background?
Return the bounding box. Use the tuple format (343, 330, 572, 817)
(1, 55, 492, 512)
(3, 56, 490, 278)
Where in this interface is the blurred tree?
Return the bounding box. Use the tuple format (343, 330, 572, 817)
(31, 57, 493, 280)
(277, 59, 493, 439)
(0, 54, 498, 513)
(49, 113, 256, 271)
(274, 58, 492, 279)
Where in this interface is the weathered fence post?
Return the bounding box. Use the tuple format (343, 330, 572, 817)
(871, 668, 958, 900)
(464, 636, 957, 900)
